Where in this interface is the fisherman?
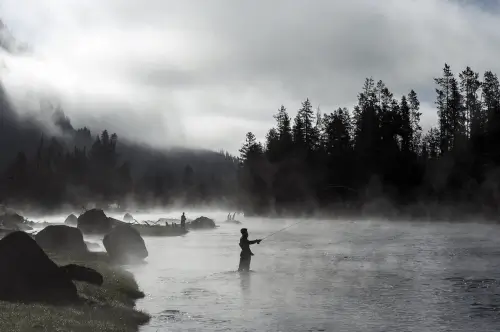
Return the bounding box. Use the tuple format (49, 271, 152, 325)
(180, 212, 186, 229)
(238, 228, 262, 272)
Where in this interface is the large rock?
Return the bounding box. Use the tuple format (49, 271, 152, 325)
(0, 212, 33, 231)
(188, 216, 216, 229)
(103, 224, 148, 263)
(60, 264, 103, 286)
(64, 214, 78, 226)
(0, 231, 78, 303)
(77, 209, 113, 235)
(35, 225, 87, 254)
(123, 213, 134, 222)
(109, 217, 125, 226)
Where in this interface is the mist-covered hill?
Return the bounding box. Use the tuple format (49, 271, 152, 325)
(0, 19, 242, 211)
(0, 82, 242, 206)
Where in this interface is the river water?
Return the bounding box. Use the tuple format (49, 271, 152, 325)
(97, 211, 500, 332)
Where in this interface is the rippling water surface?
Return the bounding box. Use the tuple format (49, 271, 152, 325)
(40, 211, 500, 331)
(116, 212, 500, 332)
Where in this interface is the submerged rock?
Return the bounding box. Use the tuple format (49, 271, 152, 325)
(188, 216, 216, 229)
(103, 224, 148, 263)
(77, 209, 113, 235)
(64, 213, 78, 226)
(123, 213, 134, 222)
(0, 231, 78, 303)
(35, 225, 87, 254)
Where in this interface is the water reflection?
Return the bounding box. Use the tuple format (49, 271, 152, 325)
(239, 271, 251, 294)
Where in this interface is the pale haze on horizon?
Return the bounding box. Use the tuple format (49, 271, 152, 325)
(0, 0, 499, 154)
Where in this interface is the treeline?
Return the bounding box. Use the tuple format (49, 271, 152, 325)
(0, 94, 240, 211)
(238, 64, 500, 220)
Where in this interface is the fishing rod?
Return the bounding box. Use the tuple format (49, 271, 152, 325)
(261, 219, 310, 240)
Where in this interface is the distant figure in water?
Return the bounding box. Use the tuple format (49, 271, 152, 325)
(238, 228, 262, 272)
(232, 212, 236, 220)
(181, 212, 186, 229)
(227, 213, 231, 220)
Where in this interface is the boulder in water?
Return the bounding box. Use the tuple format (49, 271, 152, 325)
(77, 209, 113, 235)
(188, 216, 216, 229)
(0, 211, 32, 231)
(64, 213, 78, 226)
(35, 225, 87, 254)
(123, 213, 134, 222)
(0, 231, 78, 303)
(103, 224, 148, 263)
(109, 217, 125, 226)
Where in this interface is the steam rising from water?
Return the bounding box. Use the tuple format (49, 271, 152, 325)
(22, 210, 500, 331)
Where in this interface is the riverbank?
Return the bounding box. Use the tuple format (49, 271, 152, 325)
(0, 251, 150, 332)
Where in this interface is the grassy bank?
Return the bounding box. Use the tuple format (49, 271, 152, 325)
(0, 252, 150, 332)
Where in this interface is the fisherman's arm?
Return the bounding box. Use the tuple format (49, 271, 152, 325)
(248, 239, 262, 245)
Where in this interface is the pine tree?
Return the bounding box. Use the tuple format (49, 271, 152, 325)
(423, 127, 440, 159)
(407, 90, 422, 153)
(354, 78, 380, 162)
(273, 105, 293, 158)
(323, 108, 352, 155)
(459, 66, 483, 139)
(449, 76, 466, 150)
(483, 71, 500, 162)
(296, 98, 319, 151)
(435, 63, 465, 153)
(239, 132, 263, 164)
(399, 95, 412, 153)
(274, 105, 292, 139)
(292, 113, 304, 147)
(265, 128, 280, 162)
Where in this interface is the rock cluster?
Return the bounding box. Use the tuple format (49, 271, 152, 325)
(0, 231, 102, 303)
(188, 216, 216, 229)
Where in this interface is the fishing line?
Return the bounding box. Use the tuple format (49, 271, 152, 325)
(261, 219, 310, 240)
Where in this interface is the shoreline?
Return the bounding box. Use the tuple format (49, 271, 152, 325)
(0, 251, 150, 332)
(242, 200, 500, 224)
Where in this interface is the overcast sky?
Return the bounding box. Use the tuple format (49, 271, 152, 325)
(0, 0, 500, 154)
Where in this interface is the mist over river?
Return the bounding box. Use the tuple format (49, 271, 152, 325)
(32, 211, 500, 331)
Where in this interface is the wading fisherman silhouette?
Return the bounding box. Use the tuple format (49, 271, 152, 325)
(238, 228, 262, 272)
(180, 212, 186, 229)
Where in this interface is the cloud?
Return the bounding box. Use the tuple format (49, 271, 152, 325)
(0, 0, 499, 153)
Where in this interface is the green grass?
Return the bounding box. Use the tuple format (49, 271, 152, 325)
(0, 251, 150, 332)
